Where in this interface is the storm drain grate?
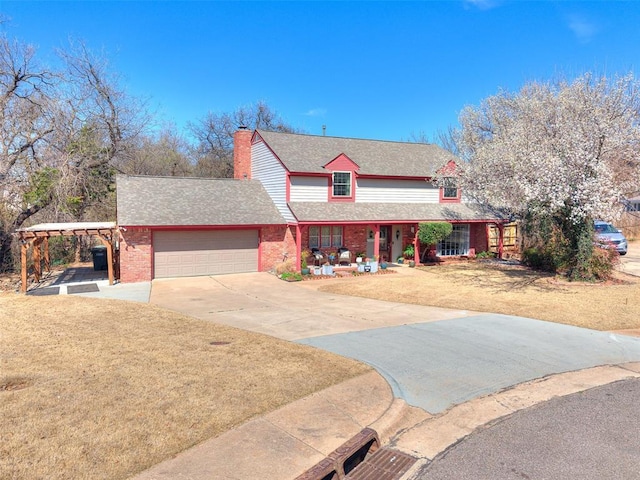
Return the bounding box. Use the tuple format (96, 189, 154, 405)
(345, 447, 418, 479)
(295, 428, 380, 480)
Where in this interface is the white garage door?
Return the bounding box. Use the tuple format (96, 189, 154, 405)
(153, 230, 258, 278)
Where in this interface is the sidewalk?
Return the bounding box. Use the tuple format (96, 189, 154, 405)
(130, 363, 640, 480)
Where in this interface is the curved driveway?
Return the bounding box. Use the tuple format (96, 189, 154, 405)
(150, 270, 640, 415)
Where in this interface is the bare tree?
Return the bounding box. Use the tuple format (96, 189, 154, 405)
(122, 126, 193, 176)
(0, 36, 148, 270)
(0, 34, 57, 269)
(188, 100, 299, 178)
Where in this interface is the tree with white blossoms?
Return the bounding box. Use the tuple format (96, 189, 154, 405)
(453, 73, 640, 280)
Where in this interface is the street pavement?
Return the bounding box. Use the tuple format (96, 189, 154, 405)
(412, 377, 640, 480)
(297, 314, 640, 414)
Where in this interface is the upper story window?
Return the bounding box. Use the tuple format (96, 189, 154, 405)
(332, 172, 352, 197)
(442, 177, 459, 199)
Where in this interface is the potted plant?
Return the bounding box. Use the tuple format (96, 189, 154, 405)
(300, 250, 311, 275)
(403, 244, 416, 267)
(355, 252, 365, 263)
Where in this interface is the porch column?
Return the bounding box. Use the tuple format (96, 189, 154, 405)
(33, 238, 42, 283)
(413, 227, 420, 265)
(97, 234, 115, 286)
(43, 237, 50, 273)
(373, 224, 380, 260)
(497, 223, 505, 259)
(20, 241, 28, 293)
(295, 224, 303, 271)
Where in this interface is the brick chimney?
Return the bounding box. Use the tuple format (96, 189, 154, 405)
(233, 126, 253, 179)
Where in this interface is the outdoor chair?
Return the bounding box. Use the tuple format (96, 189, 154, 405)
(311, 248, 327, 266)
(337, 247, 351, 266)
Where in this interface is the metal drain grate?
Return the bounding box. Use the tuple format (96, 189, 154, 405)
(345, 448, 418, 480)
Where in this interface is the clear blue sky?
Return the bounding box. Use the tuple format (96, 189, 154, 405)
(2, 1, 639, 142)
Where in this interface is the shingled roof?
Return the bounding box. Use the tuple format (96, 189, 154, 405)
(116, 175, 286, 226)
(256, 130, 458, 177)
(288, 202, 505, 223)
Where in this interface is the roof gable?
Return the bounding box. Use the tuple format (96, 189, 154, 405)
(256, 130, 458, 177)
(323, 153, 359, 172)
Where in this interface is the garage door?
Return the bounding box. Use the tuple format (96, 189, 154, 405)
(153, 230, 258, 278)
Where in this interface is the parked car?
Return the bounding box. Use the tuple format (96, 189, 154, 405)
(594, 220, 628, 255)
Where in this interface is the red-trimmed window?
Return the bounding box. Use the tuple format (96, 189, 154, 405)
(440, 177, 460, 201)
(309, 226, 343, 249)
(332, 172, 352, 197)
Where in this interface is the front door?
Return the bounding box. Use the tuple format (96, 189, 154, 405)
(379, 226, 391, 263)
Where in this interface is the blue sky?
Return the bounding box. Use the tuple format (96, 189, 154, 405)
(2, 1, 639, 142)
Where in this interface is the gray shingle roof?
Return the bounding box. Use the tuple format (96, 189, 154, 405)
(256, 130, 458, 177)
(288, 202, 505, 223)
(117, 175, 286, 226)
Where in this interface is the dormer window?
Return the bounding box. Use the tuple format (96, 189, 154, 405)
(332, 172, 352, 197)
(443, 177, 458, 199)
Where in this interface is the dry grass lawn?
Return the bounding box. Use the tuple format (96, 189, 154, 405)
(320, 260, 640, 332)
(0, 293, 370, 480)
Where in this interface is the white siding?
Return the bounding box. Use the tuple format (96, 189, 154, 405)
(290, 176, 328, 202)
(252, 141, 296, 222)
(356, 179, 439, 203)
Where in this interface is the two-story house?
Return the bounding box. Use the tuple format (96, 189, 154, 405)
(116, 128, 506, 283)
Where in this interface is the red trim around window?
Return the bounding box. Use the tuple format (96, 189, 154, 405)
(328, 171, 355, 203)
(439, 186, 461, 203)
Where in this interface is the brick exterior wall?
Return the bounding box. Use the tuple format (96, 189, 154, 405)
(233, 128, 253, 180)
(118, 228, 153, 283)
(469, 222, 489, 255)
(260, 226, 297, 271)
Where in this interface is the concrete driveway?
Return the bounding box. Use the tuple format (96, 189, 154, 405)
(619, 239, 640, 276)
(150, 271, 640, 415)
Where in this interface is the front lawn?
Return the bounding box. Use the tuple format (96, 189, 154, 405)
(0, 293, 370, 479)
(319, 260, 640, 332)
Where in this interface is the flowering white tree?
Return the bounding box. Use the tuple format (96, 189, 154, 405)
(454, 73, 640, 279)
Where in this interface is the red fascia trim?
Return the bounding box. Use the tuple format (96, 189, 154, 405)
(142, 224, 283, 231)
(356, 174, 431, 181)
(289, 171, 328, 177)
(286, 171, 291, 202)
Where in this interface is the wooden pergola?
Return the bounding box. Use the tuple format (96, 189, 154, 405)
(15, 222, 118, 294)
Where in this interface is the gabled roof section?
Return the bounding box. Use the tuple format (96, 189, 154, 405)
(116, 175, 286, 226)
(256, 129, 458, 177)
(324, 153, 359, 171)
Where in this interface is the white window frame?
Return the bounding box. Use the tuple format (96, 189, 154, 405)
(332, 171, 351, 197)
(437, 224, 470, 256)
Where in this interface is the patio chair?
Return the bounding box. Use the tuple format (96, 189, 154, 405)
(311, 248, 327, 266)
(337, 247, 352, 266)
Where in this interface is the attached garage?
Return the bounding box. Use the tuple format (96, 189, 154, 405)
(116, 175, 288, 283)
(153, 230, 258, 278)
